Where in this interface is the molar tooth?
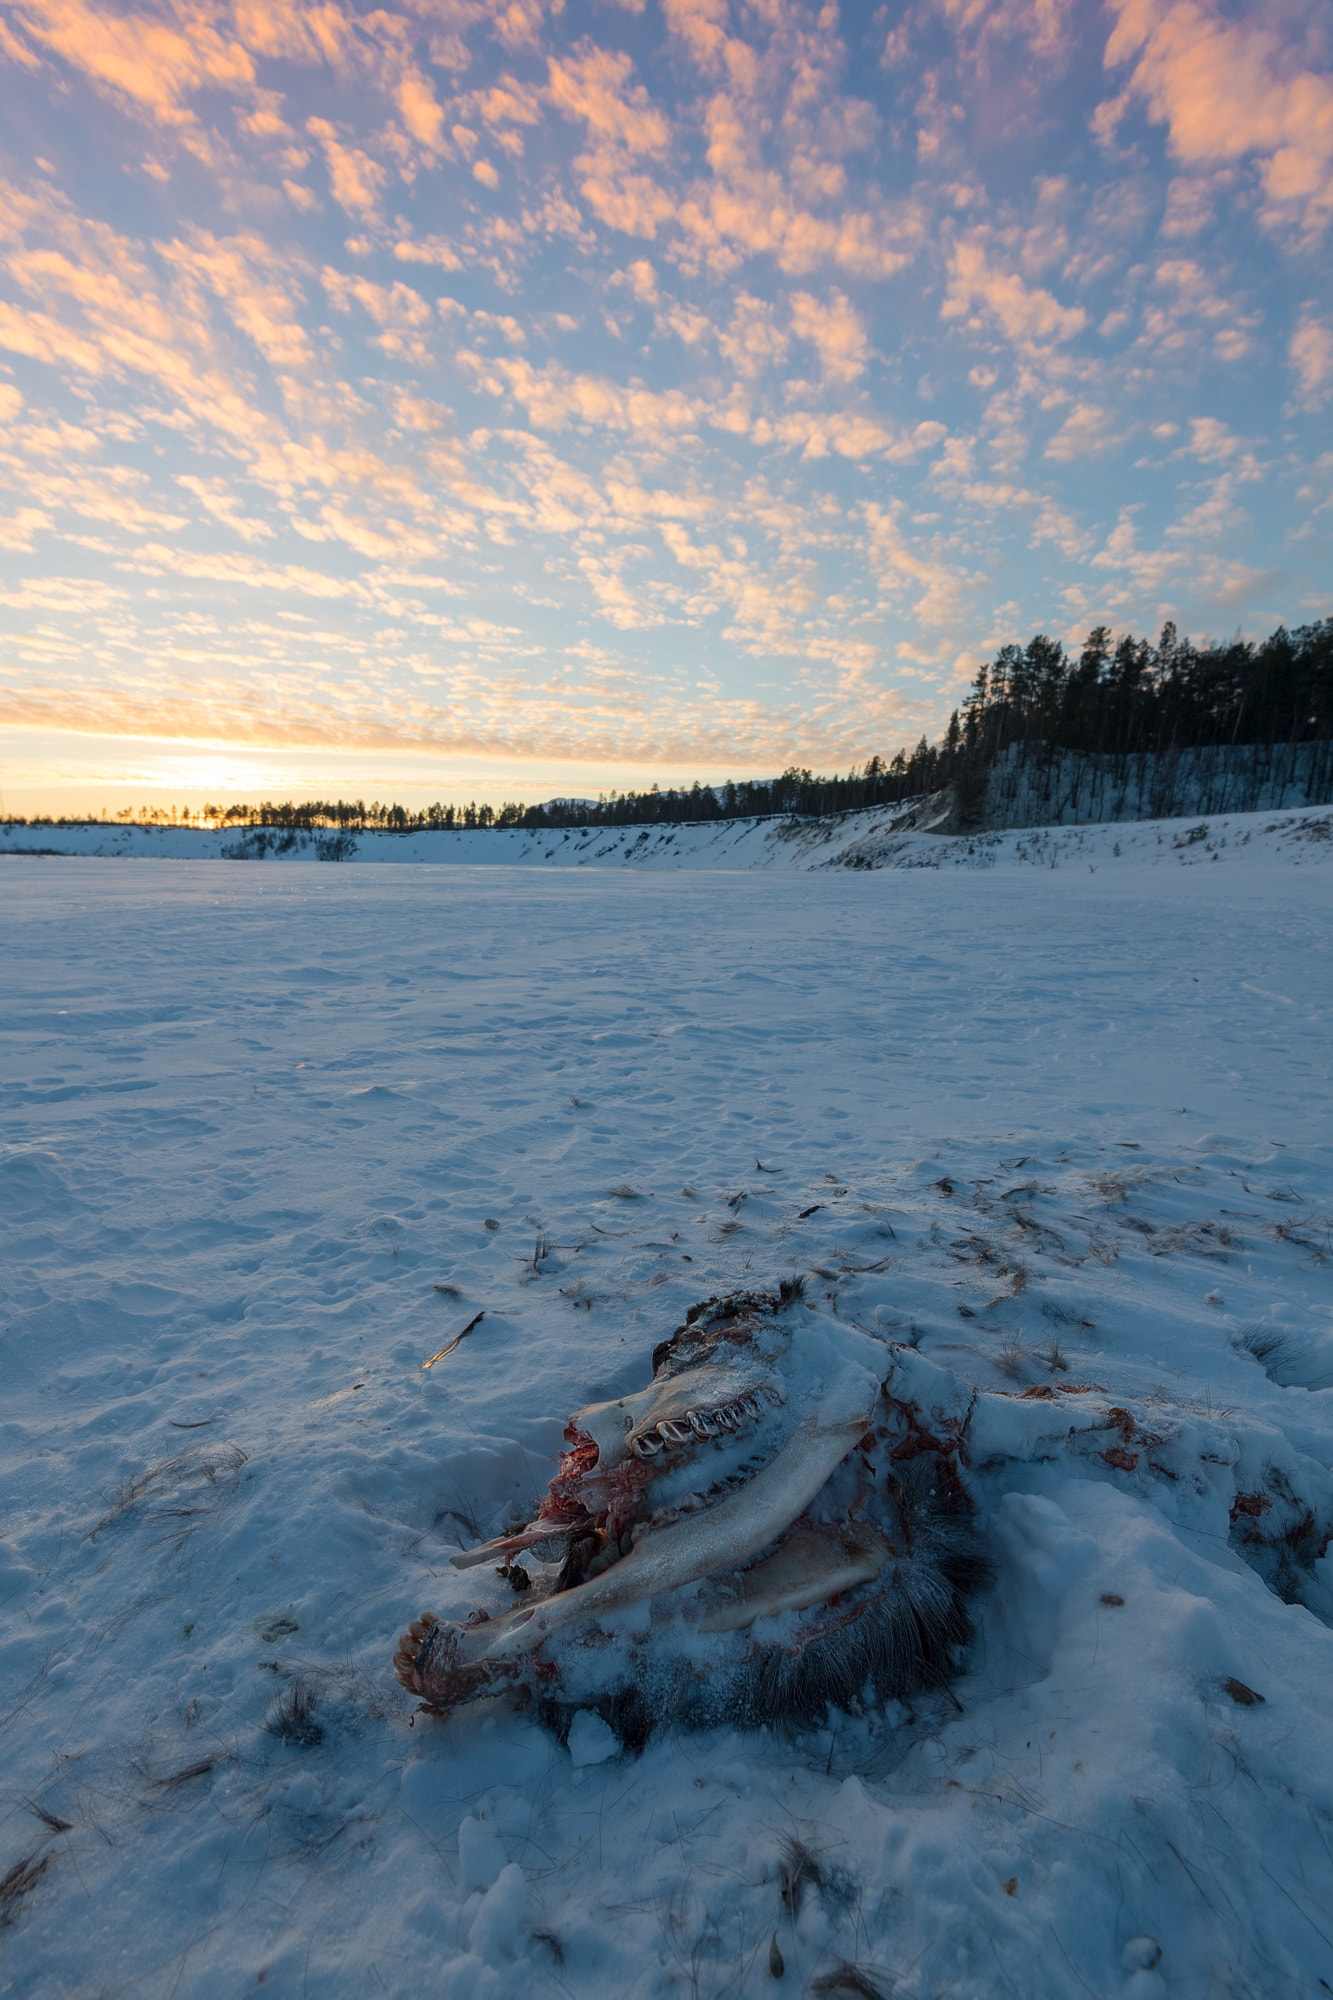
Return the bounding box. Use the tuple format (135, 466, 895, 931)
(715, 1407, 738, 1432)
(657, 1420, 693, 1445)
(688, 1410, 717, 1439)
(632, 1432, 664, 1458)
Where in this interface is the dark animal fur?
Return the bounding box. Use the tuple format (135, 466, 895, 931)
(539, 1460, 988, 1751)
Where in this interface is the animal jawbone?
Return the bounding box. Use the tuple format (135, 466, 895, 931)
(449, 1412, 871, 1669)
(394, 1288, 984, 1737)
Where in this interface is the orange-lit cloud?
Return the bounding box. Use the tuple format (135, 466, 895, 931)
(12, 0, 255, 126)
(0, 668, 940, 773)
(942, 237, 1088, 351)
(1290, 312, 1333, 405)
(1101, 0, 1333, 238)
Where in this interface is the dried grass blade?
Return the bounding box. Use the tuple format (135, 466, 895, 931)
(422, 1311, 485, 1370)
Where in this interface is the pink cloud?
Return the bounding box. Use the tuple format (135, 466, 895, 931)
(460, 353, 704, 440)
(943, 237, 1088, 349)
(547, 43, 670, 155)
(672, 95, 920, 278)
(393, 236, 465, 272)
(788, 289, 869, 385)
(162, 232, 315, 371)
(11, 0, 255, 125)
(0, 505, 51, 549)
(1290, 311, 1333, 405)
(1043, 401, 1125, 462)
(397, 68, 448, 152)
(176, 473, 275, 542)
(132, 543, 367, 596)
(306, 118, 387, 219)
(933, 0, 1080, 64)
(1101, 0, 1333, 237)
(716, 293, 788, 379)
(661, 0, 730, 75)
(760, 409, 937, 463)
(0, 299, 103, 374)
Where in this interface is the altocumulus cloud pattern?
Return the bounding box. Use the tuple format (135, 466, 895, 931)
(0, 0, 1330, 789)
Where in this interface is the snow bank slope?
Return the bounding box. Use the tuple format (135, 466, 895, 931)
(1, 849, 1332, 1999)
(0, 805, 920, 868)
(3, 798, 1331, 872)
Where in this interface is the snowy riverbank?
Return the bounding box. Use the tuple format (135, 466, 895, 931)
(1, 841, 1332, 1997)
(2, 797, 1331, 873)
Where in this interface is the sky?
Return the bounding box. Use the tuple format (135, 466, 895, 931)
(0, 0, 1330, 816)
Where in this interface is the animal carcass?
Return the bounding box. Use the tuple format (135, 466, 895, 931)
(394, 1287, 985, 1745)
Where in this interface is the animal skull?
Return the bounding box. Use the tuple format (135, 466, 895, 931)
(394, 1287, 984, 1744)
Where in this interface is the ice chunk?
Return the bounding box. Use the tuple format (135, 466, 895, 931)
(457, 1814, 507, 1893)
(567, 1709, 618, 1767)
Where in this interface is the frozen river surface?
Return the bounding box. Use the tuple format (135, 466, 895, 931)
(2, 833, 1333, 1998)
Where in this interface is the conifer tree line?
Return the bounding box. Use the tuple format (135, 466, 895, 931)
(951, 615, 1332, 765)
(7, 614, 1329, 833)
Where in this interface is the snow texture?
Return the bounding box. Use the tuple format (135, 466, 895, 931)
(4, 799, 1331, 872)
(2, 808, 1332, 1999)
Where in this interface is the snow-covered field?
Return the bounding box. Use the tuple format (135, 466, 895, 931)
(2, 819, 1332, 1999)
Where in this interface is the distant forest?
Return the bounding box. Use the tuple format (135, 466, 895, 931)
(9, 614, 1331, 832)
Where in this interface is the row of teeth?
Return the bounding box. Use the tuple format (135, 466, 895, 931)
(630, 1387, 781, 1458)
(393, 1611, 437, 1690)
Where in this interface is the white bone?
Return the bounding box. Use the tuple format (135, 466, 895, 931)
(450, 1521, 579, 1570)
(698, 1522, 889, 1632)
(450, 1412, 872, 1667)
(572, 1364, 774, 1470)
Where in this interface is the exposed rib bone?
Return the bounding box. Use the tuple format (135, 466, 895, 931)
(449, 1521, 580, 1571)
(698, 1523, 890, 1632)
(450, 1413, 872, 1667)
